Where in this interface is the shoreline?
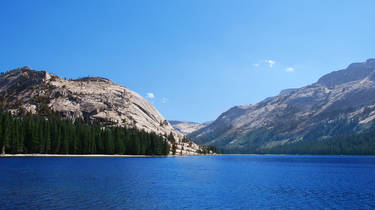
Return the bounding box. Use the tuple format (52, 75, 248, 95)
(2, 153, 373, 158)
(0, 154, 174, 158)
(0, 153, 217, 158)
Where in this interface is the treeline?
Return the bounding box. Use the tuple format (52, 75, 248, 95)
(218, 119, 375, 155)
(197, 145, 217, 154)
(264, 129, 375, 155)
(0, 111, 170, 155)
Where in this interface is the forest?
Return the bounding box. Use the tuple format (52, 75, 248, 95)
(216, 119, 375, 155)
(263, 129, 375, 155)
(0, 111, 171, 155)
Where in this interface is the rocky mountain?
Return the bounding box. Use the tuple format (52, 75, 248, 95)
(0, 67, 200, 155)
(169, 120, 209, 135)
(190, 59, 375, 153)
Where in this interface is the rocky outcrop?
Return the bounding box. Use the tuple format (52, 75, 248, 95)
(190, 59, 375, 152)
(169, 120, 209, 135)
(0, 67, 200, 155)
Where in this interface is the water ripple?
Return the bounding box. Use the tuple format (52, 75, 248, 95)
(1, 155, 375, 209)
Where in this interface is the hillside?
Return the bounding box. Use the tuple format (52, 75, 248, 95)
(0, 67, 201, 155)
(190, 59, 375, 153)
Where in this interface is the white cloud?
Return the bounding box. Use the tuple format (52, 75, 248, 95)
(252, 63, 260, 67)
(161, 97, 168, 104)
(146, 92, 155, 99)
(264, 60, 276, 68)
(285, 67, 295, 72)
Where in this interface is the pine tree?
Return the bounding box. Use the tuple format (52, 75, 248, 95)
(62, 126, 70, 154)
(0, 111, 172, 155)
(104, 130, 115, 154)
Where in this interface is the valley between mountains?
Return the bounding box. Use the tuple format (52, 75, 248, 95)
(1, 58, 375, 155)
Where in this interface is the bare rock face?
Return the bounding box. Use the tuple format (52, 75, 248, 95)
(190, 59, 375, 152)
(0, 67, 200, 155)
(169, 120, 209, 135)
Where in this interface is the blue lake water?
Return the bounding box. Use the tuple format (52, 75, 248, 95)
(1, 155, 375, 209)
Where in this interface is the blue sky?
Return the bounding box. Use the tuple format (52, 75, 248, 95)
(1, 0, 374, 122)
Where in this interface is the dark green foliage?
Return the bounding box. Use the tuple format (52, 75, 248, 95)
(167, 132, 177, 155)
(218, 123, 375, 155)
(264, 129, 375, 155)
(216, 119, 375, 155)
(0, 111, 169, 155)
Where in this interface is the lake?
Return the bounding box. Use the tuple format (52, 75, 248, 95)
(1, 155, 375, 209)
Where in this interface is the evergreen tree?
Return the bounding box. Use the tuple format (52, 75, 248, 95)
(0, 111, 170, 155)
(104, 130, 115, 154)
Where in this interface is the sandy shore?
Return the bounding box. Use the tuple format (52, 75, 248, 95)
(0, 152, 218, 158)
(0, 154, 171, 158)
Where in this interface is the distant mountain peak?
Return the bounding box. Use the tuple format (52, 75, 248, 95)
(170, 120, 208, 135)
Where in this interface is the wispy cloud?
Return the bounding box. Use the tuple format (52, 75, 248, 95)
(264, 59, 276, 68)
(253, 59, 295, 73)
(252, 60, 275, 69)
(161, 97, 168, 104)
(285, 67, 295, 72)
(146, 92, 155, 99)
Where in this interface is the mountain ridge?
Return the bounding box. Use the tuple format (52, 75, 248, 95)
(169, 120, 209, 135)
(0, 67, 201, 155)
(189, 58, 375, 153)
